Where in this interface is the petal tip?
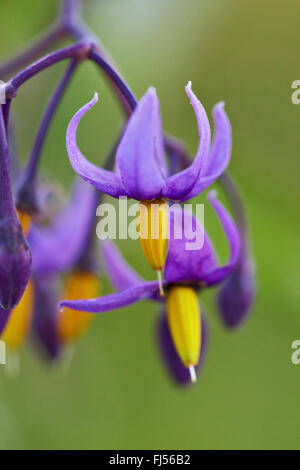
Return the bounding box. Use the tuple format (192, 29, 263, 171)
(91, 91, 99, 105)
(143, 86, 159, 106)
(214, 101, 225, 110)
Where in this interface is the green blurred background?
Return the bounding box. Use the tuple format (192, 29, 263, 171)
(0, 0, 299, 450)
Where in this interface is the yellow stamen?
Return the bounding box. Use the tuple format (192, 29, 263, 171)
(138, 199, 168, 274)
(17, 210, 32, 236)
(166, 286, 201, 377)
(1, 280, 34, 350)
(58, 271, 100, 343)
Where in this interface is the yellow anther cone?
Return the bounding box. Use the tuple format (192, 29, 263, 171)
(58, 271, 99, 343)
(17, 210, 33, 236)
(138, 198, 168, 272)
(166, 286, 201, 370)
(1, 280, 34, 350)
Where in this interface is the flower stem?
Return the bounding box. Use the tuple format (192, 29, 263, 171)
(0, 105, 17, 219)
(60, 0, 83, 24)
(7, 42, 88, 94)
(15, 59, 77, 212)
(29, 60, 76, 180)
(88, 47, 137, 113)
(0, 27, 64, 79)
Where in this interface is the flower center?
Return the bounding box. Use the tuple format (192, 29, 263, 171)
(138, 198, 168, 287)
(58, 271, 100, 343)
(166, 285, 201, 382)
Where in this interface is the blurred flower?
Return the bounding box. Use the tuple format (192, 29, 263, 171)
(0, 178, 100, 365)
(60, 191, 240, 384)
(29, 178, 100, 360)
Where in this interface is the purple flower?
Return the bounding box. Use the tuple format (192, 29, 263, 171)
(60, 191, 240, 383)
(29, 178, 100, 360)
(66, 82, 231, 202)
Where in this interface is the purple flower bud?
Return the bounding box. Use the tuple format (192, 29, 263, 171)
(0, 106, 31, 310)
(0, 220, 31, 310)
(218, 253, 255, 328)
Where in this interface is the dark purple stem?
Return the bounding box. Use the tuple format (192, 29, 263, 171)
(219, 172, 248, 250)
(0, 106, 17, 219)
(25, 59, 77, 181)
(0, 0, 84, 79)
(15, 59, 77, 213)
(6, 42, 88, 94)
(88, 48, 184, 152)
(60, 0, 82, 24)
(0, 26, 65, 79)
(88, 47, 137, 113)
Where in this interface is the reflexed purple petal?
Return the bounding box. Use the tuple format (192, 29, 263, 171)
(0, 307, 11, 336)
(101, 240, 143, 291)
(116, 88, 167, 200)
(218, 252, 255, 328)
(201, 191, 240, 286)
(164, 207, 218, 283)
(163, 82, 211, 200)
(66, 93, 126, 198)
(29, 178, 97, 276)
(31, 275, 61, 360)
(59, 281, 159, 313)
(157, 310, 208, 386)
(181, 102, 232, 201)
(0, 225, 32, 310)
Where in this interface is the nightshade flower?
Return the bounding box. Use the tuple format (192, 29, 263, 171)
(60, 191, 240, 383)
(0, 177, 100, 366)
(29, 178, 101, 360)
(66, 81, 231, 283)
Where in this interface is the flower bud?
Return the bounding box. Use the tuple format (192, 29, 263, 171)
(0, 219, 32, 309)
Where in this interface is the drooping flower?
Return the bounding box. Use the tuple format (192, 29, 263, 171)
(29, 178, 101, 360)
(66, 82, 231, 278)
(60, 191, 240, 383)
